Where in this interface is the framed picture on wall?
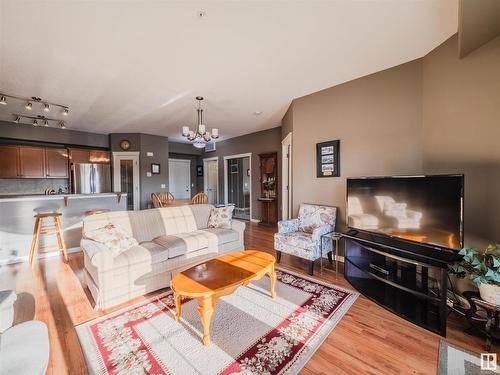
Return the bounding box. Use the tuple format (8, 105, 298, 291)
(151, 163, 160, 174)
(197, 165, 203, 177)
(316, 140, 340, 177)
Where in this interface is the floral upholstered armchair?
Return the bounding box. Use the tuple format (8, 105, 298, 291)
(274, 203, 337, 275)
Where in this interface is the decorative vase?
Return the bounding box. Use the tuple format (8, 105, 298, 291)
(479, 283, 500, 305)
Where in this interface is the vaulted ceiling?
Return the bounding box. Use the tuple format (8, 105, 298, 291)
(0, 1, 458, 142)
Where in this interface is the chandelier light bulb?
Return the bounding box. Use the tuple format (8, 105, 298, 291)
(198, 124, 206, 135)
(212, 128, 219, 138)
(25, 102, 33, 110)
(0, 96, 6, 105)
(182, 126, 189, 136)
(43, 103, 50, 112)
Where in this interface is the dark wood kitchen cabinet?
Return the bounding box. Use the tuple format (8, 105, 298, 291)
(19, 147, 46, 178)
(89, 150, 111, 164)
(45, 148, 69, 178)
(0, 145, 20, 178)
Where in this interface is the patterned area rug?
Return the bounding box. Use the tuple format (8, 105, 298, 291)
(438, 340, 500, 374)
(76, 268, 358, 375)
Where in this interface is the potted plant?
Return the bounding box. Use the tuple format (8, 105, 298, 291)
(450, 245, 500, 305)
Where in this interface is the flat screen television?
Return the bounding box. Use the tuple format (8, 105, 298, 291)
(346, 175, 464, 251)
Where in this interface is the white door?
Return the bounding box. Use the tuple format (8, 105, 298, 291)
(112, 152, 140, 210)
(168, 159, 191, 199)
(282, 133, 292, 220)
(204, 158, 219, 204)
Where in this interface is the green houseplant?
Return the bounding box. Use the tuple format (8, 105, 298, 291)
(450, 245, 500, 305)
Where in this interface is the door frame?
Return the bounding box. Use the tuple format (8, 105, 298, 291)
(223, 153, 252, 221)
(112, 151, 140, 211)
(282, 132, 293, 220)
(168, 158, 191, 199)
(203, 156, 219, 204)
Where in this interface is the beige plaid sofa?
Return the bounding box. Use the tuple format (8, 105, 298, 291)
(81, 204, 245, 309)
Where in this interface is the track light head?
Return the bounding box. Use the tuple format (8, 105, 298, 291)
(13, 116, 21, 123)
(43, 103, 50, 112)
(25, 102, 33, 110)
(0, 96, 6, 105)
(43, 119, 49, 127)
(59, 121, 66, 129)
(62, 108, 69, 116)
(33, 119, 38, 126)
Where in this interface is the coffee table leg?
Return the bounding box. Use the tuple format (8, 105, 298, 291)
(269, 264, 277, 299)
(197, 296, 214, 346)
(174, 292, 182, 321)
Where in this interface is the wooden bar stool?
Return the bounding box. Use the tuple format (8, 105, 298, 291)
(85, 209, 111, 216)
(29, 212, 68, 268)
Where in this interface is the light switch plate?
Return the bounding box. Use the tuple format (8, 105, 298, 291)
(161, 184, 166, 188)
(146, 172, 152, 177)
(147, 152, 154, 157)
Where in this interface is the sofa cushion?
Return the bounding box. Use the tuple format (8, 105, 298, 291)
(153, 231, 213, 258)
(201, 228, 239, 245)
(83, 223, 138, 257)
(188, 204, 213, 229)
(112, 242, 170, 269)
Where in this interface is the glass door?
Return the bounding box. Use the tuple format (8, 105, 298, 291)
(120, 160, 135, 210)
(113, 152, 140, 210)
(226, 156, 250, 220)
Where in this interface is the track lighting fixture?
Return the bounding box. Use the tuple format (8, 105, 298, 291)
(0, 92, 69, 115)
(12, 114, 68, 129)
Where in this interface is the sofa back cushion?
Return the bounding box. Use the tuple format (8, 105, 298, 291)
(83, 205, 213, 243)
(189, 204, 213, 229)
(298, 203, 337, 233)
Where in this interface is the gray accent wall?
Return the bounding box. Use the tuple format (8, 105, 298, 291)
(201, 127, 282, 222)
(110, 133, 169, 209)
(0, 120, 109, 148)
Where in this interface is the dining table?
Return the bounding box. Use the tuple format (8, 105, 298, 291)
(163, 199, 192, 207)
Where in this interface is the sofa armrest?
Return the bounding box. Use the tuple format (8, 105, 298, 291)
(0, 290, 17, 332)
(80, 239, 114, 270)
(277, 219, 299, 234)
(231, 219, 246, 239)
(312, 224, 334, 242)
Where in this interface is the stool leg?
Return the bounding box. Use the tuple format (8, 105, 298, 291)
(29, 218, 42, 268)
(54, 216, 68, 262)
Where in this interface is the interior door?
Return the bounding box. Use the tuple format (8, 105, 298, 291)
(205, 160, 218, 204)
(168, 159, 191, 199)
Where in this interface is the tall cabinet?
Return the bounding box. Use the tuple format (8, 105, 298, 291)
(258, 152, 278, 226)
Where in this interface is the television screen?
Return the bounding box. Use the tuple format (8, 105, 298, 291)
(347, 175, 463, 250)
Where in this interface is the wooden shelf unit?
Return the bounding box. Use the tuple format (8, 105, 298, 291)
(258, 152, 278, 226)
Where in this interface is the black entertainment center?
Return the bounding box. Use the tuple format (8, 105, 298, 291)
(344, 174, 464, 337)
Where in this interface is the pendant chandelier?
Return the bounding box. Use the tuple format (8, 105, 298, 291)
(181, 96, 219, 148)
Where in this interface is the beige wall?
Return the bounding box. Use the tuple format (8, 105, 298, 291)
(422, 34, 500, 246)
(290, 60, 424, 230)
(284, 33, 500, 246)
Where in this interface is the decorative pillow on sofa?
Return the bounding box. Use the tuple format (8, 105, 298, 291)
(208, 206, 234, 229)
(83, 223, 138, 257)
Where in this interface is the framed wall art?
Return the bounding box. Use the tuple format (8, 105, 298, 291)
(316, 140, 340, 177)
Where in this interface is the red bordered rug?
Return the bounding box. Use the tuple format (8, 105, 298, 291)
(76, 268, 358, 375)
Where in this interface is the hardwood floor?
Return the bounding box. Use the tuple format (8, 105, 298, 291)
(0, 223, 497, 374)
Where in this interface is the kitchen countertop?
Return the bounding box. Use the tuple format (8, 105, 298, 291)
(0, 192, 126, 202)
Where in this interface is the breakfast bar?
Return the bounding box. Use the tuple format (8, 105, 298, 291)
(0, 193, 126, 264)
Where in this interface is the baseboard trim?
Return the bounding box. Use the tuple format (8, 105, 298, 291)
(0, 247, 81, 266)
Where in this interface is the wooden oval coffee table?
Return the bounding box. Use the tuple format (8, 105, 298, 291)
(171, 250, 277, 346)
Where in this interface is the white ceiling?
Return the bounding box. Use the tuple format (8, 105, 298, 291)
(0, 1, 458, 142)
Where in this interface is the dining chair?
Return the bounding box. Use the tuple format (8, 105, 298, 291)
(151, 192, 175, 208)
(191, 192, 209, 204)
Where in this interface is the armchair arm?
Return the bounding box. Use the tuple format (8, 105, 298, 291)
(0, 290, 17, 332)
(312, 224, 334, 242)
(277, 219, 300, 234)
(80, 239, 114, 270)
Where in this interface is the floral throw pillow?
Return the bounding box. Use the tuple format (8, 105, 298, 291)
(84, 223, 138, 257)
(208, 206, 234, 229)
